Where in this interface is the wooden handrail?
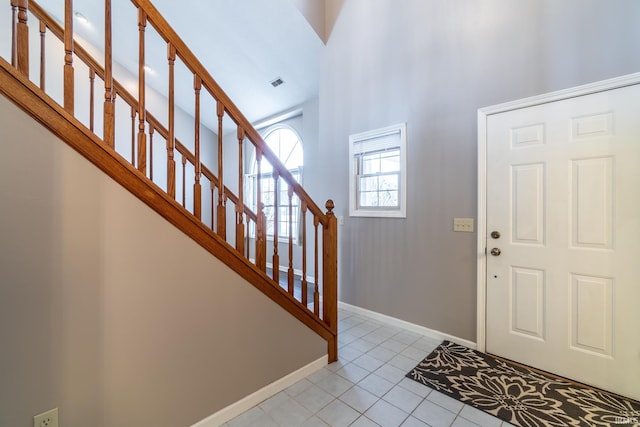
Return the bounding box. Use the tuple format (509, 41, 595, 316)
(146, 115, 258, 223)
(129, 0, 329, 226)
(5, 0, 337, 361)
(27, 1, 260, 223)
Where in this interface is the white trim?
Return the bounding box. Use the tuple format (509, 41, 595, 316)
(191, 356, 327, 427)
(339, 301, 476, 349)
(476, 72, 640, 353)
(478, 73, 640, 117)
(476, 108, 488, 352)
(253, 106, 303, 130)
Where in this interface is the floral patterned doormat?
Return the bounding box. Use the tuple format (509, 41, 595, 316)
(406, 340, 640, 427)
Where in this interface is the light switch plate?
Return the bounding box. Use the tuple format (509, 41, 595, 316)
(453, 218, 474, 232)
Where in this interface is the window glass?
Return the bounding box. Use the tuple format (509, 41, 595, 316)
(349, 124, 406, 218)
(249, 126, 303, 241)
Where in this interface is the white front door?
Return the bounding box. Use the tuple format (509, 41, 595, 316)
(484, 81, 640, 401)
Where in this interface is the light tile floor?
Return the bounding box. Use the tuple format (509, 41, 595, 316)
(224, 307, 515, 427)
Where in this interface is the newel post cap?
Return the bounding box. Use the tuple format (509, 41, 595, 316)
(325, 199, 335, 215)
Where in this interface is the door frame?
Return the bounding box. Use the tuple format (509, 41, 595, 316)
(476, 72, 640, 352)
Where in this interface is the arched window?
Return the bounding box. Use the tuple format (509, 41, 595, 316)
(249, 126, 303, 241)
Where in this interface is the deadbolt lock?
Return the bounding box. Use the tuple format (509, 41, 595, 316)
(491, 231, 501, 239)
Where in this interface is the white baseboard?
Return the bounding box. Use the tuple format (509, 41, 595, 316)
(191, 355, 327, 427)
(192, 304, 474, 426)
(338, 301, 477, 349)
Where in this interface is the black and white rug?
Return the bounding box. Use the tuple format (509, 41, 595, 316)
(406, 340, 640, 427)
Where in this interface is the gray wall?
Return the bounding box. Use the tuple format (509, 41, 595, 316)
(314, 0, 640, 341)
(0, 95, 325, 427)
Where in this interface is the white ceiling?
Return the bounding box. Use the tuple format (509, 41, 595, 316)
(36, 0, 324, 124)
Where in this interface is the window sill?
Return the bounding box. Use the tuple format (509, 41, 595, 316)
(349, 209, 406, 218)
(247, 236, 301, 245)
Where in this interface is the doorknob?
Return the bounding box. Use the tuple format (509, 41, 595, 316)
(491, 231, 501, 239)
(490, 248, 501, 256)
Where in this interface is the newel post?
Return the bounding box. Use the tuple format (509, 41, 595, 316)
(323, 199, 338, 362)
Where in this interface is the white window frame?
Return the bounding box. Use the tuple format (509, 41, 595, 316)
(247, 125, 304, 243)
(349, 123, 407, 218)
(246, 167, 302, 244)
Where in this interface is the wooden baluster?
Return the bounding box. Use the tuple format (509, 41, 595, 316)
(130, 106, 136, 165)
(39, 20, 45, 90)
(301, 201, 308, 307)
(255, 150, 265, 271)
(103, 0, 115, 148)
(11, 1, 17, 68)
(89, 69, 95, 132)
(210, 182, 216, 231)
(246, 214, 251, 259)
(14, 0, 29, 76)
(216, 101, 226, 239)
(287, 186, 294, 295)
(167, 44, 176, 198)
(259, 206, 267, 272)
(313, 215, 320, 316)
(149, 125, 154, 181)
(63, 0, 74, 113)
(323, 200, 338, 362)
(236, 127, 245, 254)
(272, 171, 280, 283)
(181, 155, 187, 208)
(137, 9, 147, 174)
(193, 75, 202, 219)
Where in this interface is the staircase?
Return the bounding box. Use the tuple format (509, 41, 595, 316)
(1, 0, 337, 360)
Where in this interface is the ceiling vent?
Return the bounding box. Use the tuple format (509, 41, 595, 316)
(270, 77, 284, 88)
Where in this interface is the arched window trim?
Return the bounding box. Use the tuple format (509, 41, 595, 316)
(251, 124, 304, 175)
(247, 124, 304, 244)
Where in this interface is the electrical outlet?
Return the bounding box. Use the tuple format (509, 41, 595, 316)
(453, 217, 474, 232)
(34, 408, 58, 427)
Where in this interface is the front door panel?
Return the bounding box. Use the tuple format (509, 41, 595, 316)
(486, 83, 640, 401)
